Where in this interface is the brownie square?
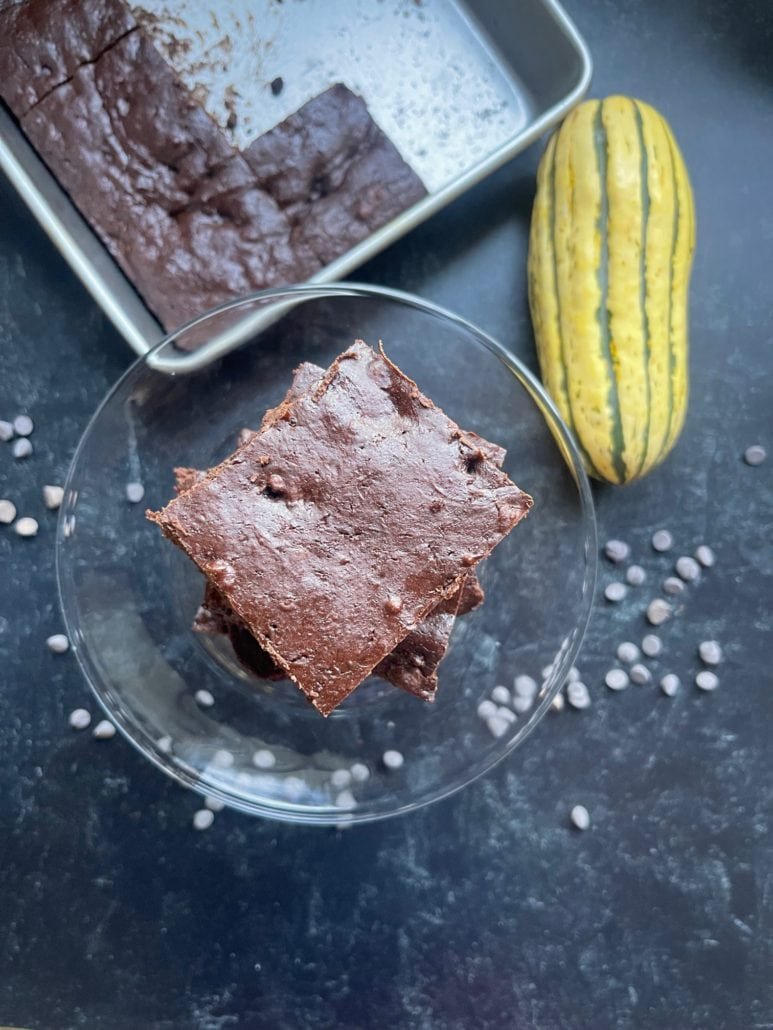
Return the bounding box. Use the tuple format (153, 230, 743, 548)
(174, 358, 492, 702)
(149, 341, 532, 714)
(0, 0, 136, 115)
(18, 29, 298, 331)
(243, 83, 427, 276)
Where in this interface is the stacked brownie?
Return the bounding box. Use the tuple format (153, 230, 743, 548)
(0, 0, 428, 335)
(149, 342, 532, 715)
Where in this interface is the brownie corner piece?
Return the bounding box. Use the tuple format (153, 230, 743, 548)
(148, 341, 531, 715)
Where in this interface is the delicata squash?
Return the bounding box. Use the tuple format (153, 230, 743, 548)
(528, 96, 695, 484)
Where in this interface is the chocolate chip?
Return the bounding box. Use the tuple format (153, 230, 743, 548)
(605, 668, 629, 691)
(695, 545, 716, 568)
(13, 414, 33, 436)
(384, 594, 403, 614)
(605, 582, 627, 602)
(46, 634, 69, 654)
(743, 445, 766, 466)
(43, 485, 64, 510)
(660, 674, 680, 697)
(604, 539, 630, 563)
(616, 642, 640, 663)
(270, 76, 284, 96)
(0, 499, 16, 524)
(570, 805, 590, 830)
(651, 529, 674, 552)
(12, 438, 32, 459)
(14, 516, 38, 537)
(126, 481, 145, 503)
(626, 564, 646, 586)
(646, 599, 672, 626)
(675, 556, 700, 582)
(193, 809, 215, 830)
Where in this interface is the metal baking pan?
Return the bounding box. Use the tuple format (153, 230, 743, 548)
(0, 0, 590, 370)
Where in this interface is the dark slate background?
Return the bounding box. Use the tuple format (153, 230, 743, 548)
(1, 1, 772, 1027)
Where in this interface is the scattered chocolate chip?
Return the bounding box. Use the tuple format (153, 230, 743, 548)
(696, 670, 719, 692)
(675, 555, 701, 582)
(663, 576, 685, 596)
(270, 76, 284, 96)
(646, 599, 672, 626)
(570, 804, 590, 830)
(0, 499, 16, 524)
(604, 539, 630, 563)
(193, 808, 215, 830)
(605, 581, 627, 602)
(68, 708, 91, 730)
(660, 673, 680, 697)
(93, 719, 116, 740)
(12, 438, 32, 459)
(616, 641, 640, 663)
(46, 633, 69, 654)
(350, 762, 370, 782)
(252, 748, 276, 769)
(743, 445, 766, 466)
(514, 674, 538, 699)
(331, 768, 352, 789)
(630, 663, 651, 685)
(626, 564, 646, 586)
(13, 414, 33, 436)
(641, 634, 662, 658)
(605, 668, 629, 691)
(651, 529, 674, 552)
(43, 485, 64, 510)
(126, 481, 145, 503)
(698, 640, 723, 665)
(384, 594, 403, 614)
(14, 516, 38, 537)
(566, 681, 591, 710)
(694, 545, 716, 568)
(486, 715, 510, 738)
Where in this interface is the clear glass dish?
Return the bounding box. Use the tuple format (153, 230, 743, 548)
(57, 284, 596, 825)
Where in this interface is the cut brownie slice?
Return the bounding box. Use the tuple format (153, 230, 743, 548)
(175, 359, 494, 702)
(243, 84, 427, 277)
(149, 341, 532, 715)
(1, 2, 427, 335)
(0, 0, 136, 116)
(17, 29, 299, 331)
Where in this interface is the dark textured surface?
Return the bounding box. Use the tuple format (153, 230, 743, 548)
(1, 0, 772, 1026)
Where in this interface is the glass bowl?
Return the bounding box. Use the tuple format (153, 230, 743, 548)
(57, 284, 596, 825)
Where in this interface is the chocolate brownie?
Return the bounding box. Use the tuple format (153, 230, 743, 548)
(175, 360, 491, 702)
(148, 341, 532, 715)
(243, 84, 427, 276)
(0, 0, 135, 115)
(1, 2, 428, 333)
(17, 30, 298, 331)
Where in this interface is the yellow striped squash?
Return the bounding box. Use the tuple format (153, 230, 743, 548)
(528, 96, 695, 484)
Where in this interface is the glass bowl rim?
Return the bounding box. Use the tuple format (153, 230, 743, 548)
(56, 282, 598, 825)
